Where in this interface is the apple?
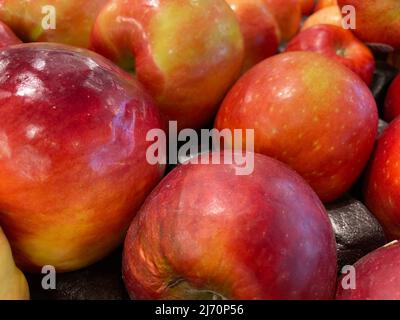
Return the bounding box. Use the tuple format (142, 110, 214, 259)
(384, 75, 400, 122)
(262, 0, 302, 42)
(123, 152, 337, 300)
(337, 0, 400, 50)
(0, 43, 165, 272)
(388, 51, 400, 70)
(286, 24, 375, 85)
(0, 0, 108, 48)
(90, 0, 244, 130)
(0, 20, 21, 48)
(226, 0, 280, 72)
(302, 5, 343, 30)
(215, 52, 378, 203)
(315, 0, 338, 11)
(363, 118, 400, 240)
(0, 227, 29, 300)
(337, 241, 400, 300)
(299, 0, 315, 15)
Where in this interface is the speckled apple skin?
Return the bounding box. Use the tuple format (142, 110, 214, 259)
(0, 43, 165, 272)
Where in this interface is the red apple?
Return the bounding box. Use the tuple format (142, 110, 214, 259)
(337, 241, 400, 300)
(90, 0, 244, 130)
(315, 0, 338, 11)
(299, 0, 315, 15)
(337, 0, 400, 50)
(0, 0, 108, 48)
(215, 52, 378, 203)
(0, 20, 21, 48)
(123, 152, 337, 300)
(0, 43, 165, 272)
(384, 74, 400, 122)
(226, 0, 280, 72)
(263, 0, 302, 42)
(388, 51, 400, 70)
(364, 118, 400, 240)
(286, 24, 375, 85)
(302, 5, 343, 30)
(0, 226, 29, 300)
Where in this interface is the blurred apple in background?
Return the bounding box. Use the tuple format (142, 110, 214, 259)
(302, 5, 343, 30)
(364, 118, 400, 240)
(315, 0, 337, 11)
(337, 241, 400, 300)
(0, 0, 108, 47)
(299, 0, 315, 15)
(337, 0, 400, 50)
(0, 20, 21, 48)
(123, 152, 337, 300)
(384, 75, 400, 122)
(263, 0, 302, 42)
(215, 52, 378, 203)
(0, 227, 29, 300)
(0, 43, 165, 272)
(90, 0, 244, 130)
(299, 0, 315, 16)
(226, 0, 280, 72)
(286, 24, 375, 85)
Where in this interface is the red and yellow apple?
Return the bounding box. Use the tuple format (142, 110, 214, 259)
(90, 0, 244, 129)
(337, 0, 400, 49)
(226, 0, 280, 72)
(299, 0, 315, 15)
(337, 241, 400, 300)
(302, 5, 343, 30)
(0, 0, 108, 48)
(0, 20, 21, 48)
(0, 226, 29, 300)
(286, 24, 375, 85)
(263, 0, 302, 42)
(384, 75, 400, 122)
(215, 52, 378, 203)
(364, 118, 400, 240)
(123, 152, 337, 300)
(315, 0, 337, 11)
(0, 43, 165, 272)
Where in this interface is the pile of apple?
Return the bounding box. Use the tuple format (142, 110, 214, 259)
(0, 0, 400, 301)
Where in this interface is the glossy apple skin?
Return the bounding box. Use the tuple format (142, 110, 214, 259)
(0, 20, 21, 48)
(315, 0, 337, 11)
(286, 24, 375, 85)
(337, 0, 400, 49)
(300, 0, 315, 15)
(364, 119, 400, 240)
(263, 0, 301, 42)
(226, 0, 280, 72)
(90, 0, 244, 130)
(384, 75, 400, 122)
(215, 52, 378, 203)
(123, 152, 337, 300)
(0, 43, 165, 272)
(337, 241, 400, 300)
(0, 227, 29, 300)
(0, 0, 108, 48)
(302, 5, 342, 30)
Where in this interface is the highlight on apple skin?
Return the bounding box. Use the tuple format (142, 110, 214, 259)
(286, 24, 375, 85)
(215, 51, 378, 203)
(123, 152, 337, 300)
(0, 226, 29, 300)
(0, 0, 108, 48)
(337, 241, 400, 300)
(90, 0, 244, 130)
(0, 43, 165, 272)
